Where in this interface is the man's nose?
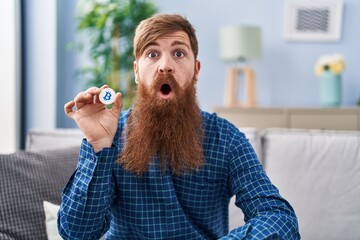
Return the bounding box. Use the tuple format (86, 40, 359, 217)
(158, 56, 174, 74)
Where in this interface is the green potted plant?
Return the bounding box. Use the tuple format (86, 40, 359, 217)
(75, 0, 157, 109)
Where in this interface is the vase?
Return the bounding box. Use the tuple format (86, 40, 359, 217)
(320, 70, 342, 107)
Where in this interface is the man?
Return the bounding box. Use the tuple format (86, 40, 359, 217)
(58, 14, 300, 239)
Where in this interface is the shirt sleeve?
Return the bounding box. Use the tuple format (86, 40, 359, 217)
(58, 139, 118, 240)
(220, 130, 300, 239)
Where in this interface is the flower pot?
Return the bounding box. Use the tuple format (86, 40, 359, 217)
(320, 70, 342, 107)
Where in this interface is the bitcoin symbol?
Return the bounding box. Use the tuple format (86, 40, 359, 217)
(103, 91, 112, 101)
(99, 88, 115, 104)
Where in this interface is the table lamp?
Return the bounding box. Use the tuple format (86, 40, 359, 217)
(220, 25, 262, 107)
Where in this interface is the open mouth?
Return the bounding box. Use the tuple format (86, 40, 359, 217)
(160, 84, 172, 95)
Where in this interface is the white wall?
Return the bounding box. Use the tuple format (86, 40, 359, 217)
(0, 1, 17, 153)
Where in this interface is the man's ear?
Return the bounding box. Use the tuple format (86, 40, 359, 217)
(134, 60, 139, 84)
(194, 60, 201, 82)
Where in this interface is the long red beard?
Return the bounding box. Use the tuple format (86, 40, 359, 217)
(118, 73, 204, 176)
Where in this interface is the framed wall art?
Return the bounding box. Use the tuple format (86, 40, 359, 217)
(284, 0, 344, 42)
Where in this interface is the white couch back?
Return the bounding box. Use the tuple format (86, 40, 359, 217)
(26, 128, 84, 151)
(262, 128, 360, 240)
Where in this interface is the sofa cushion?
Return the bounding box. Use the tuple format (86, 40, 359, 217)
(25, 128, 84, 152)
(262, 128, 360, 239)
(43, 201, 61, 240)
(0, 147, 79, 240)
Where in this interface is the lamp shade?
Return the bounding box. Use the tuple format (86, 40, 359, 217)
(220, 25, 262, 62)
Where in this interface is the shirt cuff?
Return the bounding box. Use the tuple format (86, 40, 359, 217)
(77, 138, 119, 179)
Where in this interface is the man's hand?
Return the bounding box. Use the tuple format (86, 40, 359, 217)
(64, 85, 122, 152)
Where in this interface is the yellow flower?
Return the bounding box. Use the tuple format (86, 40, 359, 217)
(314, 54, 346, 77)
(330, 61, 345, 75)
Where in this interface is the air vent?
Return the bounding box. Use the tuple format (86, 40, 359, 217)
(284, 0, 343, 42)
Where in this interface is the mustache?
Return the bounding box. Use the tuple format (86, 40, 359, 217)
(154, 72, 176, 83)
(153, 73, 179, 92)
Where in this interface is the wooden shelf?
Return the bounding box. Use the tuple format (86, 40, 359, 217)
(214, 107, 360, 131)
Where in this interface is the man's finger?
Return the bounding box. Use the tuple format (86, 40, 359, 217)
(64, 100, 76, 119)
(93, 85, 110, 104)
(111, 92, 123, 118)
(74, 91, 95, 110)
(85, 86, 102, 96)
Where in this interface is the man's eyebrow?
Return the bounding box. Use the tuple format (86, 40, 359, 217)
(144, 42, 159, 49)
(142, 40, 190, 53)
(171, 40, 190, 49)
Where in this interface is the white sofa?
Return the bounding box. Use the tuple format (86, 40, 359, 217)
(1, 127, 359, 239)
(233, 128, 360, 239)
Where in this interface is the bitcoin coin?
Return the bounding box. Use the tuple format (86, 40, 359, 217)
(99, 88, 116, 105)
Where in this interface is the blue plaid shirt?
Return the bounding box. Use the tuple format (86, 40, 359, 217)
(58, 110, 300, 239)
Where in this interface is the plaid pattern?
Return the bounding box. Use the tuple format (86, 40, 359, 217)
(0, 147, 79, 240)
(58, 111, 300, 239)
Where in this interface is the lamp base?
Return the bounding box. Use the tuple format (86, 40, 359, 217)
(224, 66, 257, 107)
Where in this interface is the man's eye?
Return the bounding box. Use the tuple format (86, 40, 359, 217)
(148, 51, 158, 58)
(174, 51, 185, 58)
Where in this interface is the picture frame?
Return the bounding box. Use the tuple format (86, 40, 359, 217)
(283, 0, 344, 42)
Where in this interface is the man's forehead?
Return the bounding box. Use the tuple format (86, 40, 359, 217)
(149, 31, 190, 47)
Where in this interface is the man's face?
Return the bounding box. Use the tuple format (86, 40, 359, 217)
(119, 31, 204, 175)
(134, 31, 201, 99)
